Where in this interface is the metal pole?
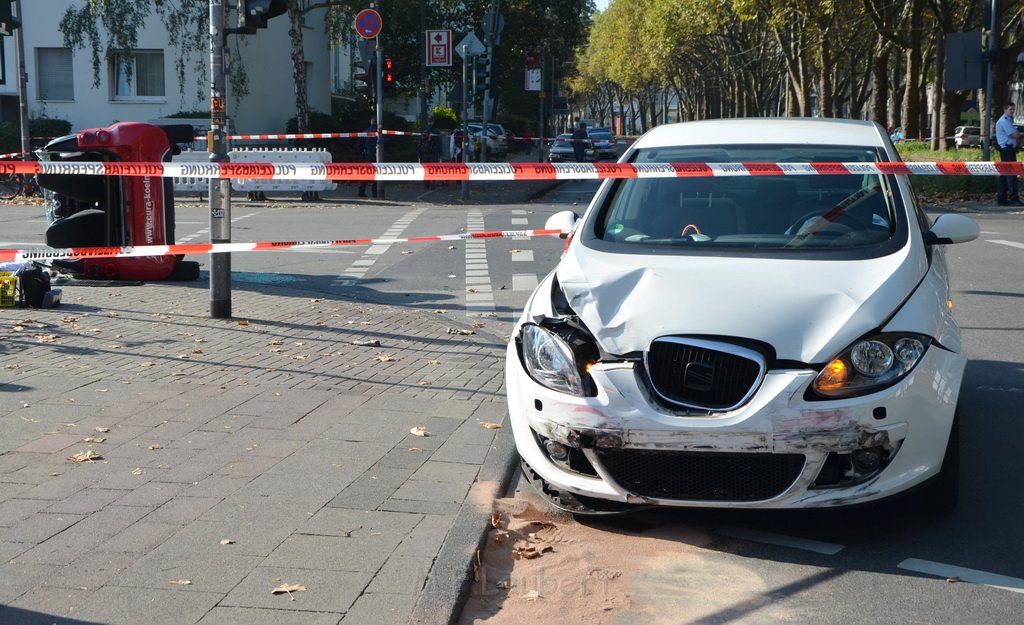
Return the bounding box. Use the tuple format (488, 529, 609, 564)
(419, 0, 427, 125)
(461, 45, 469, 201)
(12, 0, 29, 154)
(374, 0, 384, 199)
(375, 40, 384, 198)
(209, 0, 231, 319)
(982, 0, 997, 161)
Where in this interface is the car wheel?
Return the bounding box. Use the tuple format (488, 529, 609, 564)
(918, 408, 960, 514)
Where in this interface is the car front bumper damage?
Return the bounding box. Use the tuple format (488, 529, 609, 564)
(506, 343, 963, 509)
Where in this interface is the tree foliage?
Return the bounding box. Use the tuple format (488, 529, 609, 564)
(571, 0, 1024, 147)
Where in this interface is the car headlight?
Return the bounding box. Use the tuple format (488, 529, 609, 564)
(810, 333, 930, 399)
(519, 323, 596, 396)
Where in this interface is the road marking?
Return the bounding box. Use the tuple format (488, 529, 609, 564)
(511, 249, 534, 262)
(898, 558, 1024, 594)
(511, 217, 529, 226)
(989, 239, 1024, 250)
(512, 273, 538, 292)
(717, 526, 845, 555)
(177, 211, 265, 243)
(332, 206, 427, 288)
(465, 208, 494, 316)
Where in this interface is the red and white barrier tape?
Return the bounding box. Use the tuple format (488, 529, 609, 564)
(214, 130, 622, 144)
(4, 160, 1022, 181)
(0, 228, 564, 263)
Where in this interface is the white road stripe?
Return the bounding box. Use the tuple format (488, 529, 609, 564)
(989, 239, 1024, 250)
(511, 217, 529, 225)
(898, 558, 1024, 594)
(512, 273, 539, 292)
(465, 208, 494, 316)
(717, 526, 845, 555)
(332, 206, 427, 288)
(511, 249, 534, 262)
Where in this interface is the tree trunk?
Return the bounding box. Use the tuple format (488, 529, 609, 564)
(869, 46, 890, 126)
(817, 35, 834, 117)
(288, 5, 309, 134)
(900, 0, 924, 140)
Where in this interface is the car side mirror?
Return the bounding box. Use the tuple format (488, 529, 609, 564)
(925, 213, 979, 245)
(545, 210, 579, 239)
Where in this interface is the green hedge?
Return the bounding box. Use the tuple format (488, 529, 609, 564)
(897, 143, 996, 196)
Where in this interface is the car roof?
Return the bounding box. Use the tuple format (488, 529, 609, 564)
(631, 118, 889, 150)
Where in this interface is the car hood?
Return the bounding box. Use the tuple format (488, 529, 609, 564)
(553, 242, 924, 363)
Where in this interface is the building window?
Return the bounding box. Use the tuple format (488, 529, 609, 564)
(110, 51, 165, 100)
(37, 48, 74, 101)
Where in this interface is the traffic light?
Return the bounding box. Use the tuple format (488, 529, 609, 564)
(353, 59, 374, 99)
(239, 0, 287, 33)
(525, 49, 541, 69)
(473, 55, 490, 99)
(383, 58, 395, 96)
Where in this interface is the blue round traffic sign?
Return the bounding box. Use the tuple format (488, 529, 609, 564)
(355, 9, 382, 39)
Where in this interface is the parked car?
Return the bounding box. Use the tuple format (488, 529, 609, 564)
(507, 118, 978, 514)
(467, 122, 508, 159)
(587, 127, 617, 160)
(547, 133, 596, 162)
(953, 125, 981, 148)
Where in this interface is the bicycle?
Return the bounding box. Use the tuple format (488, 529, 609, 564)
(0, 171, 40, 201)
(0, 170, 40, 199)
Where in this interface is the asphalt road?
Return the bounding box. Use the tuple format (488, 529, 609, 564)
(3, 182, 1023, 623)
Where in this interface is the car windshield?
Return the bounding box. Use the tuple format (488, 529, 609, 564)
(552, 135, 573, 147)
(592, 144, 901, 252)
(590, 131, 612, 141)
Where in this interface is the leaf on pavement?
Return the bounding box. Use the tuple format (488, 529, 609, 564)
(170, 579, 192, 586)
(219, 538, 235, 545)
(67, 450, 102, 463)
(490, 511, 503, 529)
(410, 426, 429, 437)
(148, 444, 162, 450)
(376, 352, 397, 362)
(271, 582, 306, 600)
(95, 427, 111, 433)
(479, 421, 502, 429)
(82, 436, 106, 443)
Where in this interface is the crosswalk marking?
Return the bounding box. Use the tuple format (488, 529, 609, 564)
(512, 273, 539, 291)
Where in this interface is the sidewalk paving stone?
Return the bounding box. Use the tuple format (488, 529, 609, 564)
(0, 172, 557, 624)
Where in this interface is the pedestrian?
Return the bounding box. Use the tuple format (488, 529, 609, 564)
(450, 130, 463, 163)
(357, 117, 377, 198)
(572, 121, 588, 162)
(996, 102, 1023, 206)
(418, 115, 442, 189)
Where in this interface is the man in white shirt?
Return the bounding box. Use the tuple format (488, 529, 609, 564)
(995, 102, 1022, 206)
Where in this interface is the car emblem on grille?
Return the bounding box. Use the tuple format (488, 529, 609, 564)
(683, 362, 715, 391)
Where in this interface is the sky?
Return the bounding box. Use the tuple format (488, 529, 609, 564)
(594, 0, 609, 12)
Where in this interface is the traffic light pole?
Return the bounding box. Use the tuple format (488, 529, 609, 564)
(374, 2, 384, 199)
(12, 0, 29, 155)
(461, 46, 469, 201)
(209, 0, 231, 318)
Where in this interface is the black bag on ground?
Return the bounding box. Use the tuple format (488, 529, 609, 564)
(20, 267, 51, 308)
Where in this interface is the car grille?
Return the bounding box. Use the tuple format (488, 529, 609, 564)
(596, 449, 805, 502)
(645, 338, 764, 411)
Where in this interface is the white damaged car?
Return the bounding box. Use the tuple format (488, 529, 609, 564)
(506, 118, 979, 514)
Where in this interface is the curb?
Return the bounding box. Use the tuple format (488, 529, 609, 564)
(408, 420, 519, 625)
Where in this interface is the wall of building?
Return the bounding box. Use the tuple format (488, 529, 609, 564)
(0, 2, 330, 136)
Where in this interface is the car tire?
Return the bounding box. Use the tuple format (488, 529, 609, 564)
(918, 408, 960, 514)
